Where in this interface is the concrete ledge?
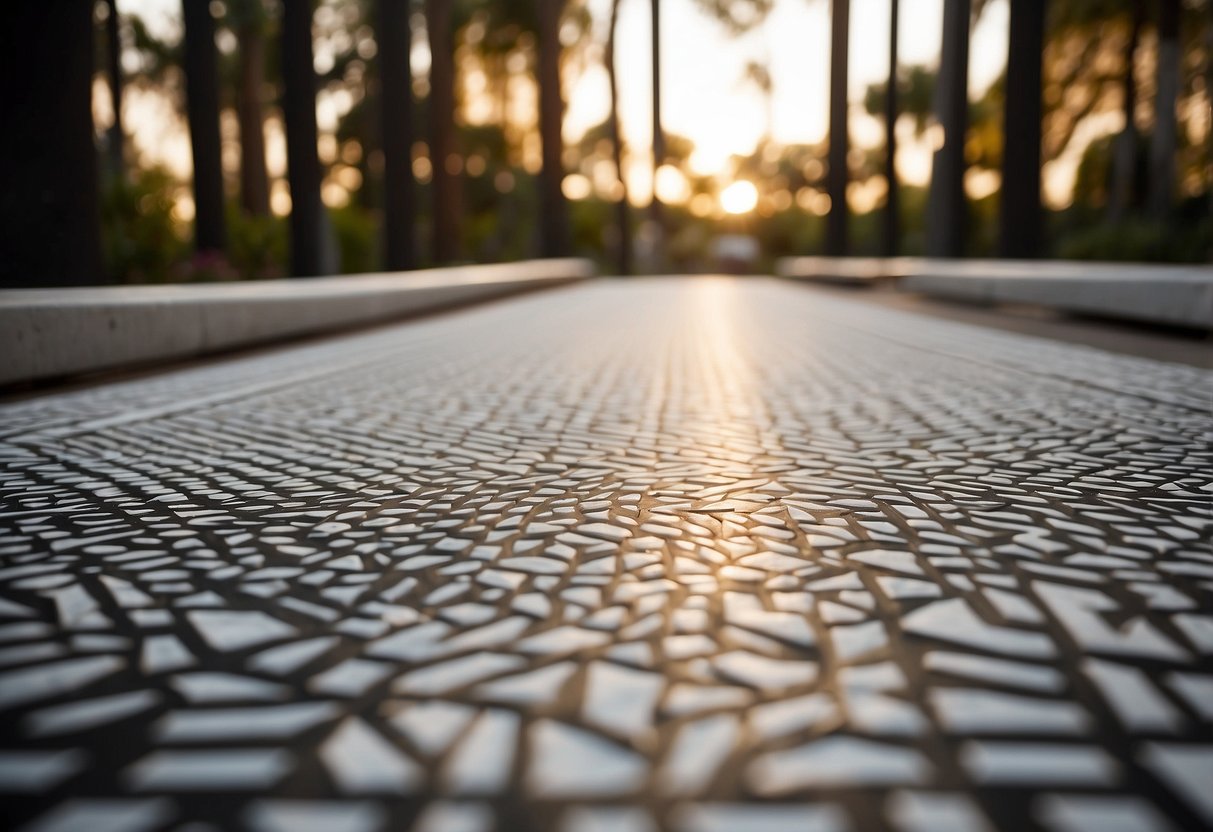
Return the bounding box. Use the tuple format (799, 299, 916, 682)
(778, 256, 1213, 330)
(775, 256, 894, 285)
(0, 259, 596, 386)
(899, 259, 1213, 330)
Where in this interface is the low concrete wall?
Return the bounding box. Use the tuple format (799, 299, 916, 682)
(775, 256, 893, 285)
(0, 259, 596, 386)
(778, 256, 1213, 330)
(900, 259, 1213, 330)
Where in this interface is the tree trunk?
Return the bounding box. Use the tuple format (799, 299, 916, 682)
(538, 0, 570, 257)
(882, 0, 898, 257)
(0, 3, 102, 287)
(105, 0, 125, 179)
(235, 6, 270, 217)
(357, 60, 383, 213)
(826, 0, 850, 256)
(183, 0, 227, 254)
(494, 51, 519, 259)
(998, 0, 1045, 258)
(607, 0, 631, 275)
(281, 0, 324, 275)
(426, 0, 460, 264)
(538, 0, 571, 258)
(649, 0, 665, 246)
(1109, 3, 1142, 223)
(926, 0, 970, 258)
(378, 0, 416, 270)
(1206, 2, 1212, 261)
(1148, 0, 1180, 219)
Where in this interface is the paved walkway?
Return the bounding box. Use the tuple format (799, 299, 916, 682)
(1, 277, 1211, 832)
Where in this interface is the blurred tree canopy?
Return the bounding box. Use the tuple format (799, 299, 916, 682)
(62, 0, 1213, 286)
(860, 0, 1210, 261)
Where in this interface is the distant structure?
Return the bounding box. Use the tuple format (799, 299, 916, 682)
(826, 0, 850, 257)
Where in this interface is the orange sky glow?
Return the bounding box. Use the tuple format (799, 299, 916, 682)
(110, 0, 1097, 220)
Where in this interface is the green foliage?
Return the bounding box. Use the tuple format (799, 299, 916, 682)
(226, 204, 287, 279)
(863, 65, 936, 136)
(1047, 0, 1135, 31)
(126, 13, 180, 81)
(330, 204, 380, 274)
(100, 167, 187, 284)
(101, 167, 288, 283)
(224, 0, 270, 31)
(966, 74, 1004, 172)
(569, 197, 616, 258)
(176, 250, 241, 282)
(1058, 130, 1212, 261)
(1055, 215, 1212, 263)
(966, 192, 1000, 258)
(691, 0, 774, 35)
(893, 185, 931, 256)
(754, 208, 823, 263)
(1072, 134, 1115, 209)
(465, 170, 540, 264)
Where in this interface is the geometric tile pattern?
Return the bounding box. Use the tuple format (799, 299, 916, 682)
(1, 277, 1210, 831)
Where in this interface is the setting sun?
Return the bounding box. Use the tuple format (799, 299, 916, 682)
(720, 180, 759, 215)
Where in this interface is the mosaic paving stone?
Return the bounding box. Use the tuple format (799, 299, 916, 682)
(0, 277, 1211, 830)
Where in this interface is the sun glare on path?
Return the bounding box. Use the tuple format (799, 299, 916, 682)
(720, 180, 759, 215)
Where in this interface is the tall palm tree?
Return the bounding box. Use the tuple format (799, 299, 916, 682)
(998, 0, 1045, 258)
(538, 0, 572, 257)
(230, 0, 271, 217)
(1148, 0, 1180, 219)
(0, 4, 102, 286)
(426, 0, 460, 264)
(606, 0, 631, 275)
(826, 0, 850, 256)
(281, 0, 324, 275)
(378, 0, 416, 270)
(650, 0, 665, 242)
(104, 0, 125, 179)
(883, 0, 898, 257)
(926, 0, 970, 258)
(183, 0, 227, 254)
(1109, 2, 1143, 222)
(744, 60, 775, 142)
(1206, 2, 1213, 260)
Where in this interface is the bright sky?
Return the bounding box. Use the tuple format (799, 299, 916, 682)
(117, 0, 1025, 205)
(570, 0, 1010, 174)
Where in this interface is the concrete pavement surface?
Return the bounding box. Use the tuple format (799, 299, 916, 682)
(1, 277, 1211, 831)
